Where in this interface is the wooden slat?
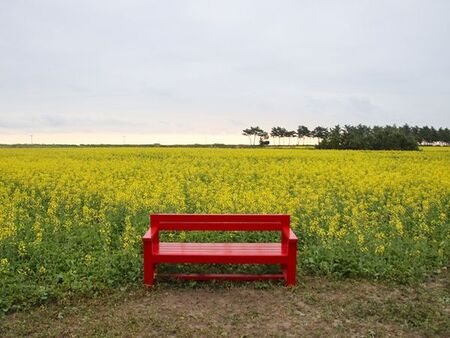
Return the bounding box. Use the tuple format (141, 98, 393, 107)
(157, 222, 284, 231)
(158, 243, 282, 253)
(153, 243, 287, 264)
(158, 273, 285, 281)
(154, 255, 287, 264)
(158, 244, 282, 256)
(151, 214, 290, 231)
(153, 214, 290, 222)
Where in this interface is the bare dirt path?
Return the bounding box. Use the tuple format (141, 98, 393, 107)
(1, 272, 449, 337)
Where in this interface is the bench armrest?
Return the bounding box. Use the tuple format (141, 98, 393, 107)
(143, 227, 159, 242)
(282, 228, 298, 242)
(288, 229, 298, 242)
(143, 227, 159, 256)
(282, 228, 298, 254)
(143, 229, 152, 242)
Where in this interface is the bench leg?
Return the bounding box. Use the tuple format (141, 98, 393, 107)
(144, 263, 155, 286)
(143, 242, 155, 286)
(286, 262, 296, 286)
(285, 245, 297, 286)
(282, 264, 295, 286)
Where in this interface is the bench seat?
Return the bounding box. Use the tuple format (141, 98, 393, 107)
(154, 243, 287, 264)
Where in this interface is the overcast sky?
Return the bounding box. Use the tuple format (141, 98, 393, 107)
(1, 0, 449, 144)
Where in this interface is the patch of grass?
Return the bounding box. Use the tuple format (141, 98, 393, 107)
(1, 272, 449, 337)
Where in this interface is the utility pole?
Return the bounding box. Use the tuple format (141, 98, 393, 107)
(30, 134, 33, 145)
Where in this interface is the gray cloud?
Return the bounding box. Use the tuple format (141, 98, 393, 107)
(0, 114, 143, 133)
(0, 0, 449, 140)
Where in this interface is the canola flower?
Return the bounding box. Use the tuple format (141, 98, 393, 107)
(0, 146, 449, 312)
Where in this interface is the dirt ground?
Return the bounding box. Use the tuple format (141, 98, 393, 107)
(1, 271, 449, 338)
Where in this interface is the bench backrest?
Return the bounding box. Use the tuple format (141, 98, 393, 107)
(150, 214, 290, 232)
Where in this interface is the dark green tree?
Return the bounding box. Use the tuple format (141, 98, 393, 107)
(312, 126, 329, 145)
(242, 126, 266, 146)
(297, 125, 310, 145)
(318, 124, 418, 150)
(270, 127, 282, 145)
(286, 130, 297, 145)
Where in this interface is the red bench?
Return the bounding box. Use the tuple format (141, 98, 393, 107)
(142, 214, 298, 286)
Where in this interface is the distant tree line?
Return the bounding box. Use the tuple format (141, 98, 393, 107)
(242, 125, 450, 150)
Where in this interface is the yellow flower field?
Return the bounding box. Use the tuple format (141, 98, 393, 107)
(0, 147, 449, 311)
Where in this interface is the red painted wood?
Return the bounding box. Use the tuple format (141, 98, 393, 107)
(142, 229, 152, 241)
(143, 214, 298, 286)
(158, 222, 285, 231)
(159, 273, 285, 281)
(153, 214, 290, 222)
(282, 228, 298, 253)
(159, 243, 283, 253)
(286, 239, 298, 286)
(143, 241, 154, 285)
(151, 214, 290, 231)
(153, 243, 286, 263)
